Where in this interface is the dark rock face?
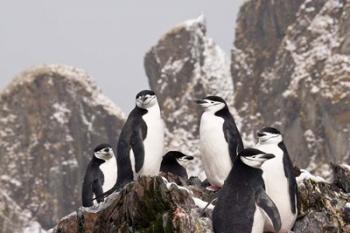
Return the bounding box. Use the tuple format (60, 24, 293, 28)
(144, 16, 235, 177)
(0, 65, 125, 230)
(333, 164, 350, 193)
(52, 176, 212, 233)
(232, 0, 350, 172)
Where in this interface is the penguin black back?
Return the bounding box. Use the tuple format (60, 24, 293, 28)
(215, 104, 244, 161)
(116, 106, 147, 188)
(82, 156, 104, 207)
(82, 144, 116, 207)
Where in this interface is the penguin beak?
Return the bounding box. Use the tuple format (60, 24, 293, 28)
(184, 155, 194, 161)
(261, 154, 275, 160)
(257, 131, 266, 137)
(195, 99, 207, 105)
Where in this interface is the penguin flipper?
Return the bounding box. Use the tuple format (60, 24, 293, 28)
(93, 179, 104, 203)
(256, 189, 281, 232)
(82, 180, 94, 207)
(223, 120, 244, 163)
(131, 127, 145, 173)
(279, 142, 298, 214)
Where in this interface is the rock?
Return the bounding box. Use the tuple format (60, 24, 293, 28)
(51, 176, 212, 233)
(332, 163, 350, 193)
(295, 172, 350, 232)
(232, 0, 350, 172)
(144, 15, 235, 177)
(0, 65, 125, 230)
(51, 165, 350, 232)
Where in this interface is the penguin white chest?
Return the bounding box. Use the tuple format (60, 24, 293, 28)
(199, 112, 232, 187)
(251, 206, 265, 233)
(99, 156, 117, 192)
(140, 106, 164, 176)
(257, 143, 296, 231)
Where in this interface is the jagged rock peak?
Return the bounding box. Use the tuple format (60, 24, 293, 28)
(145, 15, 234, 177)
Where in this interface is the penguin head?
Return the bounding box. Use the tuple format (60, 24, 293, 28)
(163, 151, 194, 163)
(136, 90, 158, 109)
(256, 127, 283, 144)
(239, 148, 275, 168)
(93, 144, 114, 161)
(195, 96, 227, 113)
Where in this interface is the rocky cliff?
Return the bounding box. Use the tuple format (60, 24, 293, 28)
(0, 65, 125, 232)
(232, 0, 350, 173)
(144, 0, 350, 176)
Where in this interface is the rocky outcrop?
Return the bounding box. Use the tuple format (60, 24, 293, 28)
(144, 16, 235, 177)
(51, 176, 212, 233)
(52, 165, 350, 232)
(0, 65, 125, 230)
(232, 0, 350, 172)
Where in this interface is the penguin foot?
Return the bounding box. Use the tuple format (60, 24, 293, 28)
(206, 185, 221, 192)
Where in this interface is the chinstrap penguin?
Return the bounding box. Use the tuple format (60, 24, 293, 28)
(114, 90, 165, 190)
(82, 144, 117, 207)
(212, 148, 281, 233)
(160, 151, 194, 179)
(196, 96, 243, 190)
(255, 127, 298, 233)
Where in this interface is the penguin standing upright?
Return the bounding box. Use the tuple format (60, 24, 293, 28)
(82, 144, 117, 207)
(255, 127, 298, 232)
(196, 96, 243, 190)
(212, 148, 281, 233)
(160, 151, 194, 179)
(115, 90, 165, 189)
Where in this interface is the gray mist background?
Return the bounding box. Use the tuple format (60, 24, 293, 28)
(0, 1, 244, 112)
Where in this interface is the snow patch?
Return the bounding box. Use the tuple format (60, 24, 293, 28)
(51, 102, 71, 124)
(296, 169, 327, 183)
(192, 197, 214, 210)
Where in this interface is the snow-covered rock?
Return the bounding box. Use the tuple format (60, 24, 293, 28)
(144, 15, 236, 177)
(0, 65, 125, 230)
(231, 0, 350, 173)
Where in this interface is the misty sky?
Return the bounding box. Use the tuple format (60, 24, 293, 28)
(0, 1, 244, 112)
